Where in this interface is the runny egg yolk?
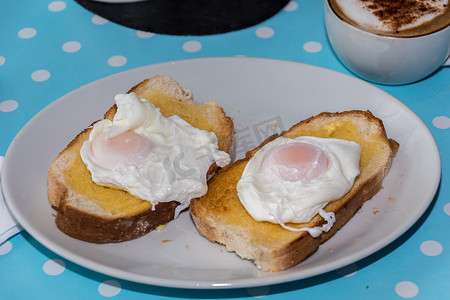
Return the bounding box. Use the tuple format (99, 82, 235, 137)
(271, 143, 328, 181)
(91, 131, 154, 169)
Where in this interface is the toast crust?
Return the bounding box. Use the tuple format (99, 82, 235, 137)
(55, 200, 178, 243)
(48, 76, 234, 243)
(190, 110, 398, 271)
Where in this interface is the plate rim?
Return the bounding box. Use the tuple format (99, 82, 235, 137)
(1, 57, 442, 289)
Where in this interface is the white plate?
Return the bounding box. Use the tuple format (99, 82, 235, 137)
(2, 57, 441, 289)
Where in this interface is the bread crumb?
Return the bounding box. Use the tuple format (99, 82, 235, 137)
(328, 248, 334, 252)
(162, 239, 171, 243)
(388, 197, 396, 203)
(271, 123, 279, 128)
(373, 207, 380, 215)
(186, 244, 189, 249)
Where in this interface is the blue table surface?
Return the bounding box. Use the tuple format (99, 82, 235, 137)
(1, 0, 449, 299)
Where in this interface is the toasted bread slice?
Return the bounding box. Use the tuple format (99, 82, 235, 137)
(48, 76, 234, 243)
(190, 110, 398, 271)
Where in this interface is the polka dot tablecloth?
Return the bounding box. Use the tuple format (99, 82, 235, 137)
(1, 0, 449, 299)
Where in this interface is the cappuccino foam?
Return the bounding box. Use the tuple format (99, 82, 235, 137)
(331, 0, 450, 37)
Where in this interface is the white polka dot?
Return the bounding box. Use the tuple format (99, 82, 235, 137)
(92, 15, 108, 25)
(444, 203, 450, 216)
(247, 286, 270, 298)
(48, 1, 66, 12)
(0, 100, 19, 112)
(31, 69, 51, 82)
(183, 40, 202, 53)
(98, 280, 121, 297)
(0, 241, 13, 255)
(303, 41, 323, 53)
(107, 55, 127, 67)
(395, 281, 419, 298)
(136, 31, 154, 38)
(284, 1, 298, 11)
(43, 259, 66, 276)
(420, 240, 443, 256)
(432, 116, 450, 129)
(18, 27, 37, 39)
(62, 41, 81, 53)
(0, 56, 5, 66)
(255, 26, 274, 39)
(336, 263, 358, 277)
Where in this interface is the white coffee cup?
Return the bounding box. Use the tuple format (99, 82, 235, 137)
(324, 0, 450, 85)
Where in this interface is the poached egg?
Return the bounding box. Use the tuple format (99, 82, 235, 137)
(80, 93, 231, 216)
(236, 136, 361, 237)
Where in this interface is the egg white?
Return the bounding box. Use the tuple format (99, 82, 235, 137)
(236, 136, 361, 225)
(80, 93, 230, 213)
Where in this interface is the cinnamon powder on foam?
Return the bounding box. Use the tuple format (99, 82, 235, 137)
(360, 0, 447, 32)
